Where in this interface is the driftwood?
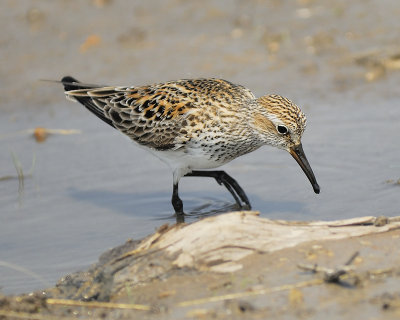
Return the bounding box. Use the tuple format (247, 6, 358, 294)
(51, 211, 399, 303)
(53, 211, 400, 304)
(119, 211, 400, 273)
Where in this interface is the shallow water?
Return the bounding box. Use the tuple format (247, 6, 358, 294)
(1, 95, 399, 294)
(1, 0, 400, 294)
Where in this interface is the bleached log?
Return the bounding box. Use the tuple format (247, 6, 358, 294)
(128, 211, 400, 273)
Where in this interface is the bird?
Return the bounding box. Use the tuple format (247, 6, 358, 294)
(60, 76, 320, 217)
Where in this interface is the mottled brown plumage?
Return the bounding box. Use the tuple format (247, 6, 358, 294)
(61, 76, 319, 217)
(65, 78, 255, 151)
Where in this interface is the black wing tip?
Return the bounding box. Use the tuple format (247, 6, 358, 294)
(61, 76, 81, 91)
(61, 76, 103, 91)
(61, 76, 115, 128)
(61, 75, 79, 83)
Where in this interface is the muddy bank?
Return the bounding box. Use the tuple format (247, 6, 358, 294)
(1, 212, 400, 319)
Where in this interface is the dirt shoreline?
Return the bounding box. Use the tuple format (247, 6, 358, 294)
(1, 212, 400, 319)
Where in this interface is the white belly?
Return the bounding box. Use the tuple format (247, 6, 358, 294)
(149, 148, 227, 172)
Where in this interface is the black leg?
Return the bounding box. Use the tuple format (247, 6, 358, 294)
(172, 182, 185, 222)
(185, 170, 251, 209)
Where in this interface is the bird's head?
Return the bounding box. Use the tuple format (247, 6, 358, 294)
(253, 94, 320, 194)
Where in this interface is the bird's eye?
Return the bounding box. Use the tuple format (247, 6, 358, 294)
(277, 125, 288, 134)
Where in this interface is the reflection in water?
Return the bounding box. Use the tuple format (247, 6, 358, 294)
(68, 187, 305, 223)
(0, 152, 36, 205)
(158, 198, 240, 223)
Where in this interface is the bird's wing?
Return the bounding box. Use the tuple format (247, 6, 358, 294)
(64, 77, 255, 150)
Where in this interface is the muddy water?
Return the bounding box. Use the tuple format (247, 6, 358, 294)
(1, 0, 400, 294)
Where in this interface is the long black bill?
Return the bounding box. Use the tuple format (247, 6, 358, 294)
(289, 143, 320, 194)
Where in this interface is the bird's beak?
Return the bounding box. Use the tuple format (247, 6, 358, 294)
(288, 143, 320, 194)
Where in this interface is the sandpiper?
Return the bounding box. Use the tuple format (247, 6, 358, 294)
(61, 76, 320, 216)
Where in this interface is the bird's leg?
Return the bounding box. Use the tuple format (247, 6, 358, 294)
(172, 182, 185, 222)
(185, 170, 251, 209)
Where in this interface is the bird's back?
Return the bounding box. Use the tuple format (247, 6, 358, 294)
(63, 77, 256, 152)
